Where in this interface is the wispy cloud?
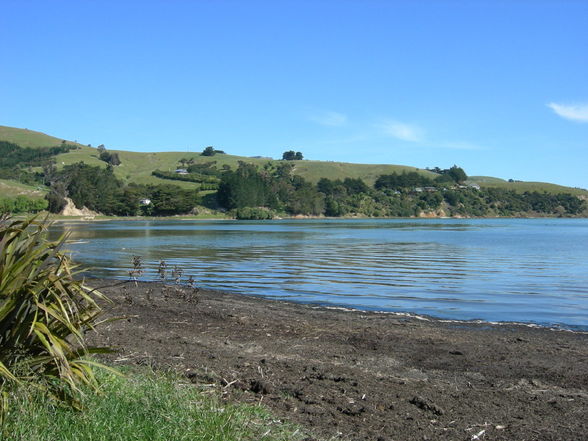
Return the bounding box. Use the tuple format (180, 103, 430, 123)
(547, 102, 588, 123)
(308, 111, 348, 127)
(377, 119, 424, 142)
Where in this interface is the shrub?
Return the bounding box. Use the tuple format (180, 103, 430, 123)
(0, 216, 112, 418)
(0, 197, 48, 214)
(234, 207, 275, 220)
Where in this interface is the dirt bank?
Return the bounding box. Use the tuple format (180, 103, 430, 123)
(89, 280, 588, 441)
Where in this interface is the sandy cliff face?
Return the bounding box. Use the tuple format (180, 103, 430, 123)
(418, 209, 447, 218)
(60, 198, 99, 217)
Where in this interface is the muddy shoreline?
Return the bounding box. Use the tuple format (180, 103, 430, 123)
(89, 279, 588, 441)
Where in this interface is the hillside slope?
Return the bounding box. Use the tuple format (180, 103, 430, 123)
(0, 179, 46, 199)
(1, 125, 586, 196)
(0, 125, 85, 149)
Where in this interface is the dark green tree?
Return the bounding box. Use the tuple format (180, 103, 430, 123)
(202, 146, 218, 156)
(447, 165, 467, 184)
(46, 182, 68, 213)
(217, 162, 269, 209)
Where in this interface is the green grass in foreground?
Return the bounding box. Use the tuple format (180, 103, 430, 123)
(2, 367, 306, 441)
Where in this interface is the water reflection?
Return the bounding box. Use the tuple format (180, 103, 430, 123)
(50, 218, 588, 329)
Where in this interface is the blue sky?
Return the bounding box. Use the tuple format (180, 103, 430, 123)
(1, 0, 587, 188)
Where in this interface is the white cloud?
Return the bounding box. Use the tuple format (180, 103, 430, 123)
(547, 102, 588, 123)
(378, 119, 424, 142)
(309, 111, 348, 127)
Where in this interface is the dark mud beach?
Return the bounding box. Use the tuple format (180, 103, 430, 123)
(89, 280, 588, 441)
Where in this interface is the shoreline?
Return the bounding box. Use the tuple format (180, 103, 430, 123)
(89, 279, 588, 441)
(46, 213, 588, 222)
(317, 304, 588, 334)
(88, 278, 588, 334)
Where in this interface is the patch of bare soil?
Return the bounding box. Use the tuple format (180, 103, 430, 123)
(89, 280, 588, 441)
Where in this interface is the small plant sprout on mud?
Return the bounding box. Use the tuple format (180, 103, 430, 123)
(157, 259, 167, 283)
(128, 257, 199, 303)
(128, 255, 144, 283)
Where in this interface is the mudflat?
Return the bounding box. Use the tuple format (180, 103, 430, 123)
(89, 280, 588, 441)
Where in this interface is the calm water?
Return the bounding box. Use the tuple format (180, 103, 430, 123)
(50, 219, 588, 330)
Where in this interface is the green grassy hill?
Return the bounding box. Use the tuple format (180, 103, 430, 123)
(468, 176, 507, 184)
(0, 179, 47, 199)
(478, 181, 588, 196)
(1, 125, 587, 196)
(0, 125, 86, 149)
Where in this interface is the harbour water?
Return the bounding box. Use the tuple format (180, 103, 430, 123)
(51, 218, 588, 330)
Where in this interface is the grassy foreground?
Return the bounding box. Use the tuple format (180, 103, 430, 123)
(2, 367, 306, 441)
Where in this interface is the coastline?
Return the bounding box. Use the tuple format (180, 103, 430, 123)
(89, 279, 588, 441)
(47, 213, 588, 222)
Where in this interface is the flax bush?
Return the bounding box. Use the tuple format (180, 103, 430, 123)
(0, 215, 112, 418)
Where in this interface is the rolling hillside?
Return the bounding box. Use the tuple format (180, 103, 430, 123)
(1, 125, 587, 196)
(0, 179, 46, 199)
(0, 125, 86, 149)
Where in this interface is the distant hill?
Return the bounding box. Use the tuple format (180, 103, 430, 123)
(1, 125, 587, 197)
(477, 181, 588, 197)
(468, 176, 507, 184)
(0, 125, 85, 149)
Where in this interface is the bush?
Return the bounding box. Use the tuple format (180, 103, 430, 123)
(0, 216, 112, 417)
(0, 197, 48, 214)
(234, 207, 275, 220)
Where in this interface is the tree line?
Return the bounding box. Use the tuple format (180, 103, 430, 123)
(0, 139, 584, 218)
(46, 163, 198, 216)
(0, 141, 76, 185)
(216, 164, 585, 218)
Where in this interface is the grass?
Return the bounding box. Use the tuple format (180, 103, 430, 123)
(2, 366, 307, 441)
(288, 160, 434, 185)
(0, 179, 47, 199)
(0, 125, 85, 149)
(467, 175, 507, 184)
(480, 180, 588, 196)
(54, 150, 437, 188)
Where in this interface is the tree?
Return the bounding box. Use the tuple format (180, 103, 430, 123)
(217, 162, 268, 209)
(46, 181, 68, 213)
(447, 165, 467, 184)
(375, 172, 434, 190)
(287, 182, 324, 215)
(107, 152, 121, 166)
(343, 178, 369, 194)
(282, 150, 303, 160)
(202, 146, 216, 156)
(148, 185, 199, 215)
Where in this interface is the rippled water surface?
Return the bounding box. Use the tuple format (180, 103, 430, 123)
(50, 218, 588, 329)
